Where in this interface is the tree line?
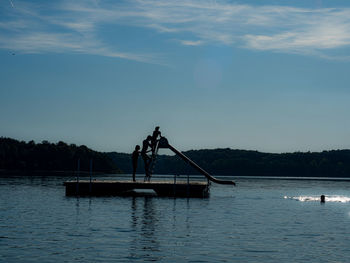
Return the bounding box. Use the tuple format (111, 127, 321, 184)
(0, 137, 119, 173)
(2, 136, 350, 177)
(108, 148, 350, 177)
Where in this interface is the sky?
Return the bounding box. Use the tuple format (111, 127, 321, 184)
(1, 0, 350, 153)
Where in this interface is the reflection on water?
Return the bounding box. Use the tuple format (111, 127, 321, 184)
(129, 197, 161, 261)
(141, 198, 160, 260)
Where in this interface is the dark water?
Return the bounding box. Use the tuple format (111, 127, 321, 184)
(1, 175, 350, 262)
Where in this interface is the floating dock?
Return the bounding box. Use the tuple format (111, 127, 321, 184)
(64, 136, 235, 198)
(64, 180, 210, 198)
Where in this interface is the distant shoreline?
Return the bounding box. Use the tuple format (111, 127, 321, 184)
(0, 170, 116, 176)
(230, 176, 350, 181)
(2, 137, 350, 178)
(2, 170, 350, 182)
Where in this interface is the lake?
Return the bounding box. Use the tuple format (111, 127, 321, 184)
(1, 174, 350, 262)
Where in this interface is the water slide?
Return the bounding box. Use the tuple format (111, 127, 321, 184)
(158, 137, 236, 185)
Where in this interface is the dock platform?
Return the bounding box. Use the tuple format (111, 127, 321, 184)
(64, 180, 210, 198)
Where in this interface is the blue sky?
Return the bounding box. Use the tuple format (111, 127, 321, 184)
(1, 0, 350, 153)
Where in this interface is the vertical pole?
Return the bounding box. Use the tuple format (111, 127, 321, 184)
(76, 158, 80, 195)
(89, 158, 93, 194)
(187, 174, 189, 198)
(173, 174, 177, 197)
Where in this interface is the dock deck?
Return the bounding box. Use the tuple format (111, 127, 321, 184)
(64, 180, 210, 198)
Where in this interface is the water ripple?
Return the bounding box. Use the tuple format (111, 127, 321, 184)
(1, 175, 350, 262)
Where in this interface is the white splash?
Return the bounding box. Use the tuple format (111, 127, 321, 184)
(284, 195, 350, 203)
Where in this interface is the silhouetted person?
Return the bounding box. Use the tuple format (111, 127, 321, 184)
(321, 195, 325, 203)
(151, 126, 162, 155)
(142, 136, 152, 180)
(131, 145, 140, 182)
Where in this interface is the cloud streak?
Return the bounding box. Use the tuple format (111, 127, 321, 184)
(129, 1, 350, 58)
(0, 1, 162, 63)
(1, 0, 350, 62)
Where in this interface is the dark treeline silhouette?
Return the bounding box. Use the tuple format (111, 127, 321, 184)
(108, 148, 350, 177)
(0, 137, 120, 173)
(2, 136, 350, 177)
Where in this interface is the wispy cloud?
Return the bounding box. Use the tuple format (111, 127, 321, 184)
(242, 8, 350, 56)
(128, 1, 350, 58)
(1, 0, 350, 61)
(0, 1, 162, 63)
(8, 0, 14, 8)
(179, 40, 203, 46)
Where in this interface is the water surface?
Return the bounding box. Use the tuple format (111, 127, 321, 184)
(1, 175, 350, 262)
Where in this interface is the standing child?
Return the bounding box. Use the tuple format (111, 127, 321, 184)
(131, 145, 140, 182)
